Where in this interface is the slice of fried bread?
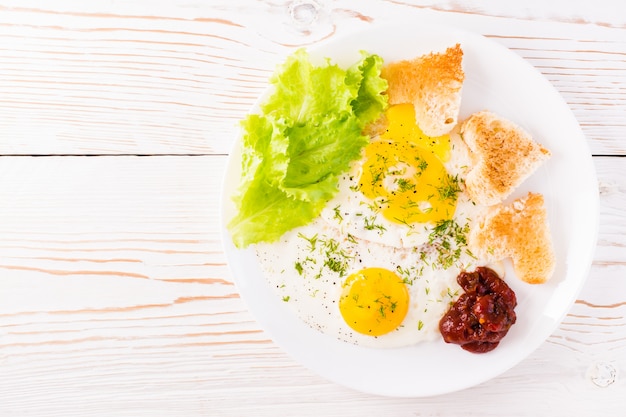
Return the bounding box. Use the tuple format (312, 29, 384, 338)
(460, 111, 551, 206)
(381, 44, 464, 137)
(470, 192, 555, 284)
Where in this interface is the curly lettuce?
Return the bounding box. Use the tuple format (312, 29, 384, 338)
(228, 49, 388, 248)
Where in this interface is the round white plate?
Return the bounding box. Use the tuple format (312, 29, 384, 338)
(220, 22, 599, 397)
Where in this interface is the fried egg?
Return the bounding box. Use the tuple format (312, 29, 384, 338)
(320, 103, 476, 248)
(255, 103, 494, 348)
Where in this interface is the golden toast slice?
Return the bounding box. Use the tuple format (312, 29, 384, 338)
(381, 44, 464, 137)
(470, 192, 556, 284)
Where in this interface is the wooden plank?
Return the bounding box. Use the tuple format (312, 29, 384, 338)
(0, 0, 624, 415)
(0, 1, 624, 156)
(0, 155, 623, 415)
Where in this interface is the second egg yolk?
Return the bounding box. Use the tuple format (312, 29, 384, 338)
(339, 268, 409, 336)
(359, 103, 459, 226)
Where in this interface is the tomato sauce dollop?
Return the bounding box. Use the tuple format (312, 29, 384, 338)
(439, 267, 517, 353)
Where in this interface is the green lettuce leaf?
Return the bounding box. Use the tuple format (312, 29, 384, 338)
(349, 51, 389, 125)
(280, 114, 367, 202)
(262, 49, 360, 124)
(228, 177, 321, 249)
(228, 49, 388, 248)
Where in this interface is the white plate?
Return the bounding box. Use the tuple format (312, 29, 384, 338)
(220, 22, 599, 397)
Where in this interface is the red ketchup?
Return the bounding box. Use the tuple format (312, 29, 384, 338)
(439, 267, 517, 353)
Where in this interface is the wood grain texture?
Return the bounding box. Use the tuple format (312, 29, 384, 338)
(0, 1, 625, 416)
(0, 155, 623, 416)
(0, 0, 624, 155)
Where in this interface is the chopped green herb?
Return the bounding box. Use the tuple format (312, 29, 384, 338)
(370, 166, 385, 186)
(305, 235, 353, 278)
(447, 287, 458, 298)
(298, 232, 318, 251)
(437, 174, 462, 202)
(324, 257, 346, 275)
(417, 219, 470, 270)
(333, 205, 344, 222)
(392, 216, 412, 228)
(364, 215, 386, 233)
(396, 178, 415, 192)
(417, 157, 429, 173)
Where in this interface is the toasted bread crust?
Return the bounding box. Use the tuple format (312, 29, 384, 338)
(470, 192, 555, 284)
(459, 111, 551, 206)
(381, 44, 464, 137)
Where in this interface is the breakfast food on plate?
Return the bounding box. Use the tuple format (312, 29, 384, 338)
(227, 44, 555, 353)
(319, 102, 474, 250)
(254, 97, 481, 348)
(469, 192, 556, 284)
(459, 110, 551, 206)
(381, 44, 464, 137)
(227, 49, 387, 249)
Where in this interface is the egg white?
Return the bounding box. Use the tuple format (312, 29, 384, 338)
(253, 128, 502, 348)
(320, 128, 477, 249)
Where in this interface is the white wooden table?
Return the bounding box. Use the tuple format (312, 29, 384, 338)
(0, 1, 624, 415)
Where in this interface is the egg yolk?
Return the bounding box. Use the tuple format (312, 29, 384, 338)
(359, 103, 459, 225)
(382, 103, 451, 162)
(339, 268, 409, 336)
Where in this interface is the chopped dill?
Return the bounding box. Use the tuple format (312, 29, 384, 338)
(333, 205, 343, 222)
(417, 158, 429, 173)
(396, 178, 415, 192)
(437, 174, 462, 202)
(364, 215, 387, 233)
(298, 232, 318, 251)
(447, 287, 459, 299)
(378, 304, 386, 318)
(324, 257, 345, 275)
(320, 236, 352, 277)
(417, 219, 470, 270)
(393, 217, 412, 228)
